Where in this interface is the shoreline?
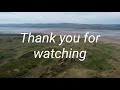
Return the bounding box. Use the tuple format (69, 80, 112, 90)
(0, 30, 120, 45)
(40, 31, 120, 45)
(99, 37, 120, 45)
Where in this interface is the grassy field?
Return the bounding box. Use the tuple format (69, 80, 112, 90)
(0, 34, 120, 78)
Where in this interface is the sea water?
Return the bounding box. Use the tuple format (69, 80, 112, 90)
(0, 27, 120, 39)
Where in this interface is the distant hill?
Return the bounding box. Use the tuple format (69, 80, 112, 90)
(0, 23, 120, 30)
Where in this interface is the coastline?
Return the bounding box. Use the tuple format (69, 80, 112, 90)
(39, 30, 120, 45)
(0, 27, 120, 45)
(99, 37, 120, 45)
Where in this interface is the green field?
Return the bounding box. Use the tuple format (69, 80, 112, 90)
(0, 34, 120, 78)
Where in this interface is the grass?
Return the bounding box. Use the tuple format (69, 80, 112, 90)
(0, 34, 120, 78)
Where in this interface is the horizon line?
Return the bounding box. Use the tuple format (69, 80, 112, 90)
(0, 23, 120, 25)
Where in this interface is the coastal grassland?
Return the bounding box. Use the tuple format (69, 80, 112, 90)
(0, 34, 120, 78)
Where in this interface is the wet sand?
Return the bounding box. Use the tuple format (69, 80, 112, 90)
(0, 27, 120, 45)
(40, 30, 120, 45)
(99, 37, 120, 45)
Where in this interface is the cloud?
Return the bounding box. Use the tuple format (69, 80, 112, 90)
(0, 12, 120, 24)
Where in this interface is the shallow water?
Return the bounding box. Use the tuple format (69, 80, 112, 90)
(0, 27, 120, 39)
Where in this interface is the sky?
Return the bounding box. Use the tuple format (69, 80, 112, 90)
(0, 12, 120, 24)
